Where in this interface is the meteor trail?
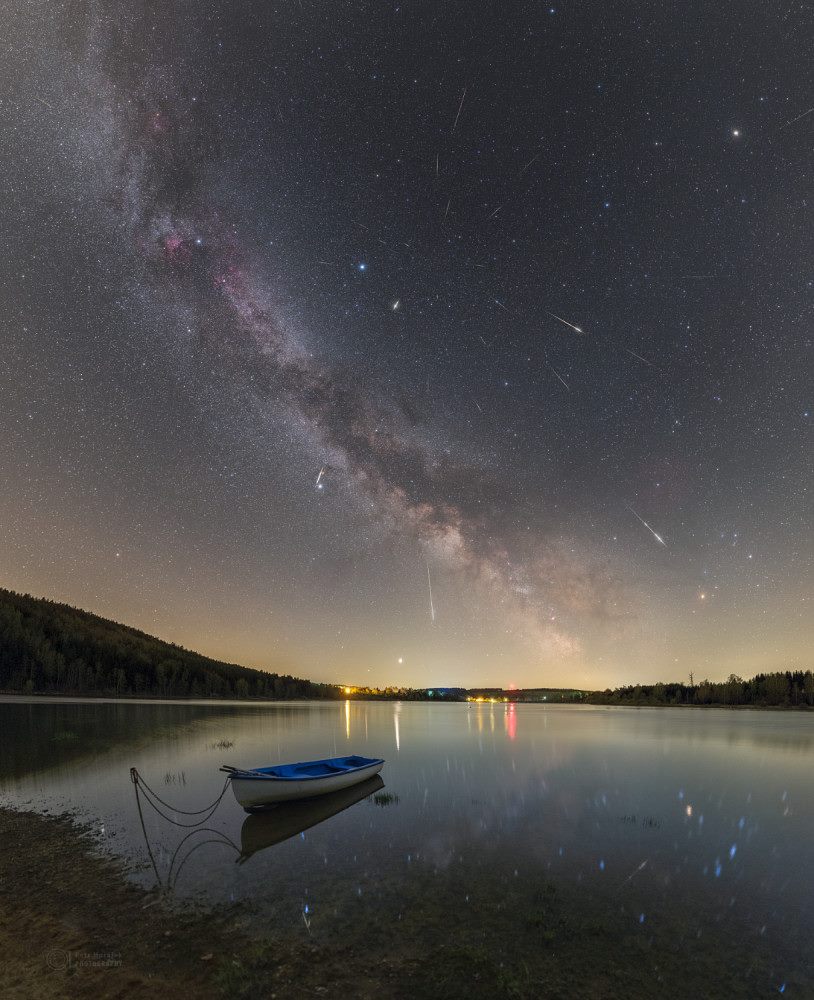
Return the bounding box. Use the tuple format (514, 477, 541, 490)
(546, 362, 570, 391)
(452, 87, 467, 133)
(626, 505, 667, 546)
(519, 151, 542, 177)
(779, 107, 814, 130)
(547, 312, 585, 335)
(426, 560, 436, 623)
(625, 347, 656, 368)
(315, 467, 325, 489)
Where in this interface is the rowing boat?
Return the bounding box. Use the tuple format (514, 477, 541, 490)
(221, 754, 385, 811)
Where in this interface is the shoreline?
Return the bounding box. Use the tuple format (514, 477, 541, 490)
(1, 690, 811, 711)
(0, 807, 235, 999)
(0, 807, 387, 1000)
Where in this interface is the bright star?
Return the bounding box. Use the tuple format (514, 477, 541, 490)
(358, 262, 367, 271)
(732, 129, 740, 137)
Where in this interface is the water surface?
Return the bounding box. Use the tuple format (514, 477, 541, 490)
(1, 697, 810, 996)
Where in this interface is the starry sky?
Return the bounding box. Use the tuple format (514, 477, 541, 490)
(1, 1, 811, 689)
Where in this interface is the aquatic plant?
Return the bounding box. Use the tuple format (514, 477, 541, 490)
(370, 791, 400, 807)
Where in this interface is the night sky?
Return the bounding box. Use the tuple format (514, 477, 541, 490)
(1, 2, 811, 689)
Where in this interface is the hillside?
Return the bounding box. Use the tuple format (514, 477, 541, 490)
(0, 589, 338, 700)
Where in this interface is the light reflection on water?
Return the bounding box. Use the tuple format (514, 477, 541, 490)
(1, 697, 812, 992)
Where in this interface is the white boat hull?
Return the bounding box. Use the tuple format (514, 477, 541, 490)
(230, 760, 384, 811)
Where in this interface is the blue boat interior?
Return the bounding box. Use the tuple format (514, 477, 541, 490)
(247, 755, 381, 780)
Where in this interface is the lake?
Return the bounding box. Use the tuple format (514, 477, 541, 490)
(1, 696, 811, 997)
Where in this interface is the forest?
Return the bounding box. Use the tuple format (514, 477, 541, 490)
(586, 672, 814, 708)
(0, 589, 339, 700)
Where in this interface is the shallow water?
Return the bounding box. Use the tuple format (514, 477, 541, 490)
(2, 696, 811, 996)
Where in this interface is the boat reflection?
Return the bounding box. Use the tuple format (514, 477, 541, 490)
(238, 774, 385, 863)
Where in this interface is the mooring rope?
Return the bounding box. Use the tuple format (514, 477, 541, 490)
(129, 768, 241, 891)
(129, 767, 231, 828)
(168, 828, 240, 888)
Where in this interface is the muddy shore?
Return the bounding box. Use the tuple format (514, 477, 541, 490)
(0, 807, 398, 1000)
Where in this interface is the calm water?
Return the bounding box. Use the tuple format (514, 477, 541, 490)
(1, 696, 812, 996)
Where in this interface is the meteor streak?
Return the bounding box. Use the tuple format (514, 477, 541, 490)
(519, 150, 542, 177)
(547, 312, 584, 335)
(315, 467, 326, 489)
(625, 347, 656, 367)
(626, 505, 667, 546)
(546, 363, 570, 391)
(452, 87, 467, 133)
(426, 560, 436, 623)
(779, 107, 814, 130)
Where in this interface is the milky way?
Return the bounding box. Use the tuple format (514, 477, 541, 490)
(1, 1, 810, 686)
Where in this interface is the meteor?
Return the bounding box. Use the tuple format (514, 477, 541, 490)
(315, 467, 326, 489)
(625, 347, 656, 368)
(545, 361, 570, 391)
(626, 504, 667, 546)
(519, 150, 542, 177)
(452, 87, 467, 133)
(547, 312, 584, 335)
(779, 107, 814, 131)
(426, 560, 436, 623)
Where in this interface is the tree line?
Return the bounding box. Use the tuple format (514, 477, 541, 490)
(0, 589, 340, 700)
(586, 672, 814, 708)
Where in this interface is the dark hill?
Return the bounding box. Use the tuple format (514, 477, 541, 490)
(0, 588, 338, 700)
